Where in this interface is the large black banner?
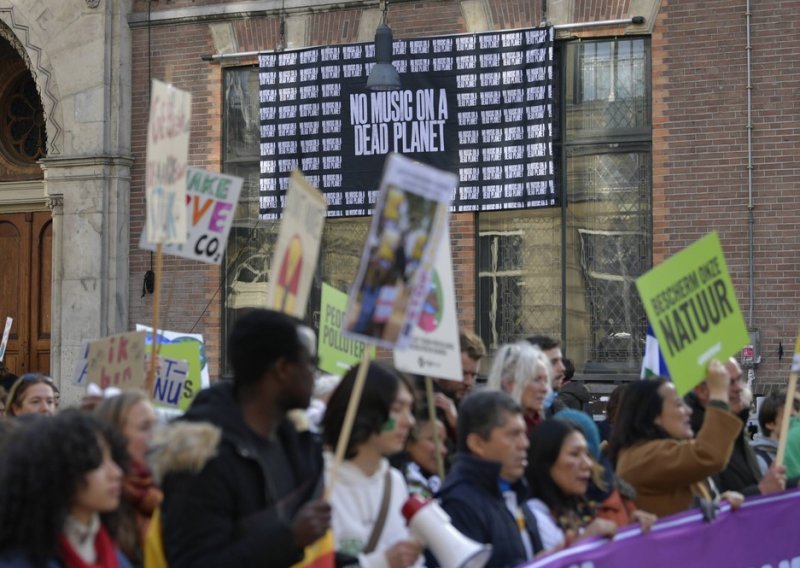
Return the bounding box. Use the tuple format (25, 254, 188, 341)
(258, 27, 555, 218)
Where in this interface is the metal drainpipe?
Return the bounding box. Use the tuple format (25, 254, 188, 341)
(746, 0, 756, 380)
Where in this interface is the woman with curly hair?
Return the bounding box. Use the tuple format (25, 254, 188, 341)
(0, 408, 132, 568)
(95, 391, 161, 567)
(4, 373, 57, 417)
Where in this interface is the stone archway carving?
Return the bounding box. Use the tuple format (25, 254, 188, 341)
(0, 9, 63, 156)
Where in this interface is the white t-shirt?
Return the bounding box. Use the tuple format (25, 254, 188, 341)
(525, 498, 566, 552)
(325, 453, 423, 568)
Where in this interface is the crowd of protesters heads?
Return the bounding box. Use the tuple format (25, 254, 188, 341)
(1, 316, 799, 568)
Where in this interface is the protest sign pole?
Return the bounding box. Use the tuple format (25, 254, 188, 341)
(146, 243, 164, 397)
(775, 327, 800, 467)
(424, 376, 446, 480)
(324, 349, 371, 501)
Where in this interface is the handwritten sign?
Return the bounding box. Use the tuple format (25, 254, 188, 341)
(149, 355, 189, 408)
(267, 170, 327, 318)
(141, 168, 242, 264)
(136, 325, 208, 411)
(87, 331, 147, 390)
(145, 79, 192, 244)
(0, 317, 11, 362)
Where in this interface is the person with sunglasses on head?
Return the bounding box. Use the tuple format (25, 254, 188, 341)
(4, 373, 57, 417)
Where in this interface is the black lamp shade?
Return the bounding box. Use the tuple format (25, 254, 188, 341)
(367, 23, 401, 91)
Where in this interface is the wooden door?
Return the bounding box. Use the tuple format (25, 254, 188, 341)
(0, 211, 51, 375)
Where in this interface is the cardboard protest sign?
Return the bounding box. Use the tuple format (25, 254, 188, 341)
(318, 283, 375, 376)
(136, 325, 208, 412)
(145, 79, 192, 244)
(344, 153, 455, 349)
(141, 168, 242, 264)
(149, 355, 190, 408)
(636, 232, 749, 395)
(393, 224, 462, 381)
(87, 331, 147, 390)
(266, 170, 327, 318)
(0, 317, 11, 362)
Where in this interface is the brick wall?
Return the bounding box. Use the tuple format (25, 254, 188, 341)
(653, 0, 800, 390)
(130, 0, 800, 391)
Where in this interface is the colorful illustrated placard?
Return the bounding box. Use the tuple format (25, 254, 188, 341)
(145, 79, 192, 244)
(318, 283, 375, 376)
(86, 331, 147, 390)
(136, 324, 208, 412)
(344, 153, 454, 348)
(636, 232, 749, 395)
(267, 170, 327, 318)
(393, 224, 462, 381)
(141, 168, 242, 264)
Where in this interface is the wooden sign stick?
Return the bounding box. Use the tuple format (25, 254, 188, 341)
(146, 243, 164, 397)
(324, 350, 371, 501)
(425, 376, 446, 480)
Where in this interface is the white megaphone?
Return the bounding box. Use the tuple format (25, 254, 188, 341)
(402, 495, 492, 568)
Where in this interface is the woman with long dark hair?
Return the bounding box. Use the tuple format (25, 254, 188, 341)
(0, 409, 131, 567)
(323, 361, 422, 568)
(608, 360, 742, 517)
(524, 419, 616, 553)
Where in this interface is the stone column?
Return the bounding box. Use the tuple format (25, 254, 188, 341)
(40, 155, 133, 404)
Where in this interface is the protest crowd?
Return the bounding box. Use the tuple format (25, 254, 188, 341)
(0, 307, 798, 568)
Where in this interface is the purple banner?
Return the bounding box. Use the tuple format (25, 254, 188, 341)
(525, 489, 800, 568)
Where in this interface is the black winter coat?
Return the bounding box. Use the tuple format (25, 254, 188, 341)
(160, 382, 325, 568)
(436, 454, 531, 568)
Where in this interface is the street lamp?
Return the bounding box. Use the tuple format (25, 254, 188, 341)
(366, 2, 401, 91)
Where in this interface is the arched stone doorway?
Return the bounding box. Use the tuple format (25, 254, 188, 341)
(0, 34, 51, 377)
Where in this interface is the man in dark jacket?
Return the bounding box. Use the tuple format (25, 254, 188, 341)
(437, 390, 534, 568)
(161, 309, 331, 568)
(685, 357, 785, 497)
(556, 358, 591, 412)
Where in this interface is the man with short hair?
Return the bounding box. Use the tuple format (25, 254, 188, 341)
(556, 357, 591, 412)
(433, 329, 487, 431)
(161, 309, 331, 567)
(526, 335, 566, 391)
(437, 391, 534, 567)
(527, 335, 568, 416)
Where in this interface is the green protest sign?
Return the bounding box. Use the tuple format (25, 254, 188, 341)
(319, 283, 375, 376)
(157, 341, 202, 412)
(636, 231, 749, 395)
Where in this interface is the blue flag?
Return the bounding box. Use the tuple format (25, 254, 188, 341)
(641, 323, 670, 379)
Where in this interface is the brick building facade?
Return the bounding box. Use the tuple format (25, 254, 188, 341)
(1, 0, 797, 404)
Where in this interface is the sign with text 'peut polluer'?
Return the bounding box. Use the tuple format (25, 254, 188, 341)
(636, 232, 749, 395)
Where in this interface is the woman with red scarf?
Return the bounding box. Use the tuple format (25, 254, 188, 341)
(0, 409, 132, 568)
(95, 392, 161, 567)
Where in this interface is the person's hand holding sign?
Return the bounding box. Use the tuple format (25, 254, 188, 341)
(758, 463, 786, 495)
(706, 359, 731, 404)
